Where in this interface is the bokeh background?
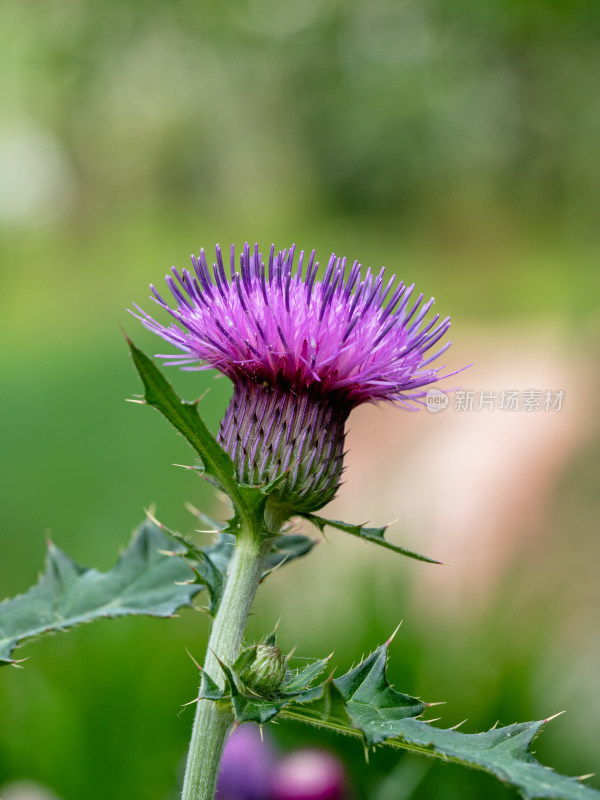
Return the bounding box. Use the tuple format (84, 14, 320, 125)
(1, 1, 599, 798)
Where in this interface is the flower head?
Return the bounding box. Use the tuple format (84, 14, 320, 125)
(133, 243, 456, 519)
(134, 242, 451, 409)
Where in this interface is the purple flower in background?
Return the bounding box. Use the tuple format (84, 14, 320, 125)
(215, 726, 348, 800)
(216, 724, 276, 800)
(271, 750, 347, 800)
(133, 243, 456, 516)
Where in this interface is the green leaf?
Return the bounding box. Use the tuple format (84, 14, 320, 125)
(303, 514, 441, 564)
(281, 657, 331, 694)
(283, 646, 600, 800)
(332, 642, 427, 742)
(285, 678, 355, 733)
(201, 637, 600, 800)
(127, 340, 266, 531)
(0, 520, 201, 666)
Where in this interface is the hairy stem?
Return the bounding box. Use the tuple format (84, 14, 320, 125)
(181, 527, 274, 800)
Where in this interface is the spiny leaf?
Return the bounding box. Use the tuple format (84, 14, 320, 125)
(201, 637, 600, 800)
(127, 340, 266, 531)
(283, 648, 600, 800)
(302, 514, 440, 564)
(281, 657, 331, 693)
(333, 643, 427, 742)
(285, 678, 355, 733)
(0, 520, 201, 666)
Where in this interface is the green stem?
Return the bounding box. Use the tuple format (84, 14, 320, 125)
(181, 527, 274, 800)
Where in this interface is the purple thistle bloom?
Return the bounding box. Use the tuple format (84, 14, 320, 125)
(270, 749, 347, 800)
(132, 243, 456, 518)
(216, 724, 276, 800)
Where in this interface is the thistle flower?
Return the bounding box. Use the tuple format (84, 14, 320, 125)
(271, 750, 347, 800)
(216, 724, 276, 800)
(132, 243, 455, 520)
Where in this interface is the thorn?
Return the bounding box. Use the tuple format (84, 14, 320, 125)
(490, 720, 500, 730)
(10, 657, 29, 668)
(173, 463, 202, 471)
(543, 711, 566, 724)
(210, 648, 228, 671)
(386, 622, 403, 646)
(577, 774, 596, 782)
(145, 508, 163, 528)
(185, 647, 203, 672)
(125, 398, 146, 405)
(451, 719, 467, 730)
(425, 701, 446, 708)
(423, 718, 442, 724)
(181, 697, 199, 708)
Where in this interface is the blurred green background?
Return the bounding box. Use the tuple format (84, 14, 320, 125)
(1, 1, 599, 798)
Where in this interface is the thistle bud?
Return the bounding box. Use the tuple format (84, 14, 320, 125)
(240, 642, 287, 696)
